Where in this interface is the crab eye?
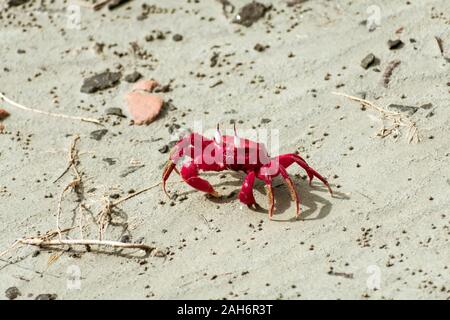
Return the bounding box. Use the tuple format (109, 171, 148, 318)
(214, 124, 222, 144)
(234, 134, 240, 147)
(233, 123, 241, 147)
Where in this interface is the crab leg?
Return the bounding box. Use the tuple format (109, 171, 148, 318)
(279, 166, 301, 218)
(276, 153, 332, 194)
(238, 171, 258, 208)
(162, 160, 177, 197)
(180, 161, 219, 197)
(264, 180, 275, 219)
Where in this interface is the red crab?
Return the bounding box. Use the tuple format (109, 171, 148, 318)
(162, 125, 332, 219)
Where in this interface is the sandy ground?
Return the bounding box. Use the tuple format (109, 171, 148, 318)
(1, 0, 450, 300)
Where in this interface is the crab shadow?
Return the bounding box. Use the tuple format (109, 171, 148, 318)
(176, 172, 349, 222)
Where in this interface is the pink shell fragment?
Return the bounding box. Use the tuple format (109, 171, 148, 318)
(126, 91, 163, 125)
(132, 80, 159, 93)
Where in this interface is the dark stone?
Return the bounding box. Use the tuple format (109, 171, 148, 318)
(90, 129, 108, 141)
(145, 35, 154, 42)
(105, 107, 125, 117)
(154, 84, 171, 93)
(158, 145, 169, 154)
(35, 294, 57, 300)
(420, 103, 433, 110)
(5, 287, 21, 300)
(210, 52, 220, 67)
(388, 39, 404, 50)
(155, 31, 165, 40)
(103, 158, 117, 165)
(261, 118, 271, 124)
(81, 71, 121, 94)
(108, 0, 130, 10)
(254, 43, 266, 52)
(361, 53, 376, 69)
(8, 0, 30, 7)
(233, 2, 270, 27)
(172, 34, 183, 42)
(124, 71, 142, 83)
(287, 0, 308, 7)
(388, 104, 418, 115)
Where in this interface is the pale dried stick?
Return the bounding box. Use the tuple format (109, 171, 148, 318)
(0, 227, 75, 257)
(332, 91, 420, 143)
(0, 93, 100, 125)
(112, 182, 162, 206)
(9, 238, 156, 252)
(0, 225, 159, 257)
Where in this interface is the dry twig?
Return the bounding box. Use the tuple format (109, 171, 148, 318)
(0, 93, 100, 125)
(332, 92, 420, 143)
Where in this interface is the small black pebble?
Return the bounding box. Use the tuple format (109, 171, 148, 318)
(388, 39, 404, 50)
(172, 34, 183, 42)
(124, 71, 142, 83)
(5, 287, 21, 300)
(35, 293, 57, 300)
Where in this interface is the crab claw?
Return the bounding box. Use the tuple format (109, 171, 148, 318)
(162, 160, 176, 198)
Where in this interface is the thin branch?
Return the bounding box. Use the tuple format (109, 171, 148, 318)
(112, 182, 162, 206)
(0, 93, 101, 125)
(13, 238, 156, 252)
